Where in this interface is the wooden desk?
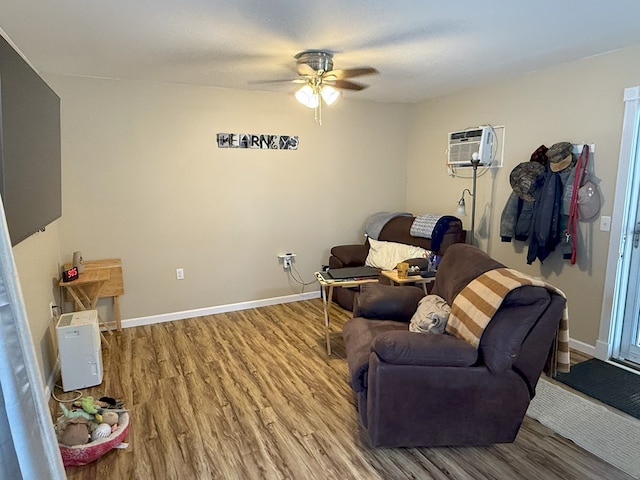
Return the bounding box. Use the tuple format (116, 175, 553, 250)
(62, 258, 124, 331)
(315, 272, 378, 355)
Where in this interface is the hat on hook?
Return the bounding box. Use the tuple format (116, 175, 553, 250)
(548, 142, 573, 172)
(509, 161, 545, 202)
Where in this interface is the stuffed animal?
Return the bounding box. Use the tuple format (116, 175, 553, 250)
(91, 423, 112, 441)
(79, 396, 99, 415)
(58, 419, 91, 446)
(101, 411, 119, 426)
(59, 402, 93, 421)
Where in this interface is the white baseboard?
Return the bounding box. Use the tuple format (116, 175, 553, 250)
(569, 338, 596, 357)
(122, 290, 321, 328)
(118, 293, 600, 363)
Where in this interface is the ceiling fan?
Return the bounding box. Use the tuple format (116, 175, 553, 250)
(253, 49, 378, 124)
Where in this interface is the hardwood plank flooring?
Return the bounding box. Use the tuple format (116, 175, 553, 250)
(49, 299, 634, 480)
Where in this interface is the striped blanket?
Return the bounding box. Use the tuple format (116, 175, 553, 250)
(445, 268, 570, 374)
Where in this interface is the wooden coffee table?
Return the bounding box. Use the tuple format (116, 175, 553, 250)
(315, 272, 378, 355)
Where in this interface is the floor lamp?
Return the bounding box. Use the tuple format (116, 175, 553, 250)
(455, 153, 481, 245)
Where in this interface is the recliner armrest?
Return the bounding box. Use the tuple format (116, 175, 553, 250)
(372, 331, 478, 367)
(330, 244, 369, 266)
(354, 283, 424, 322)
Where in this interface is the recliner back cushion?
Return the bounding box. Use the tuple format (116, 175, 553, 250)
(431, 244, 504, 305)
(480, 286, 551, 372)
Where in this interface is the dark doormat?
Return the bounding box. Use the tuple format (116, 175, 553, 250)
(555, 358, 640, 420)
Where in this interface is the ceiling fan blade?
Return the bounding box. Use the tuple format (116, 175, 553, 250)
(324, 67, 378, 80)
(328, 79, 368, 91)
(248, 78, 306, 85)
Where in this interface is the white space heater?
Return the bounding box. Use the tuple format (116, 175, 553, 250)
(448, 126, 495, 166)
(56, 310, 103, 391)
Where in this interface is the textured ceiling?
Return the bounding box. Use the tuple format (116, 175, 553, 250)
(1, 1, 640, 103)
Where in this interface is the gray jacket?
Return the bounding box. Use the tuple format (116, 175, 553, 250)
(500, 191, 535, 242)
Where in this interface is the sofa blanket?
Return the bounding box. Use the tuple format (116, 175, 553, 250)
(364, 211, 412, 240)
(446, 267, 570, 374)
(410, 215, 460, 251)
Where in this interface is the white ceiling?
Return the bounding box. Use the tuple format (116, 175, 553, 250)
(1, 1, 640, 104)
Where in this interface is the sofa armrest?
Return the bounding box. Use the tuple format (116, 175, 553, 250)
(354, 283, 424, 322)
(372, 331, 478, 367)
(330, 244, 369, 267)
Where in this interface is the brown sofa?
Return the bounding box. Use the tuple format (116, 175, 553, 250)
(329, 215, 465, 311)
(342, 244, 565, 448)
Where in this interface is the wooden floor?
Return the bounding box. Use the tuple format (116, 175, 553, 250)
(50, 298, 634, 480)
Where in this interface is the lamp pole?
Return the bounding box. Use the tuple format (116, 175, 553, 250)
(470, 155, 480, 246)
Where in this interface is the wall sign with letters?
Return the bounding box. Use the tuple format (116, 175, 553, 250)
(217, 133, 298, 150)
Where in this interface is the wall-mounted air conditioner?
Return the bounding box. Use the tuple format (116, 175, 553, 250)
(448, 126, 495, 166)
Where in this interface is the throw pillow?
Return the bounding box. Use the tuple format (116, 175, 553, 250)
(409, 294, 450, 334)
(365, 238, 429, 271)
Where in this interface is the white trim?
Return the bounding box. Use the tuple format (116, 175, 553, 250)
(569, 338, 597, 358)
(597, 86, 640, 361)
(122, 290, 321, 328)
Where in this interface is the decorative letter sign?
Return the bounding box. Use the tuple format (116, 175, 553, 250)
(217, 133, 298, 150)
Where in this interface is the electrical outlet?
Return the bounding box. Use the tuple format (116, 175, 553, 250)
(176, 268, 185, 280)
(278, 252, 296, 270)
(49, 301, 56, 320)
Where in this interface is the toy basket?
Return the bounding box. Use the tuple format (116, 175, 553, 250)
(59, 412, 129, 467)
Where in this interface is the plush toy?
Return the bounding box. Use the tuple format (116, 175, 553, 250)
(91, 423, 112, 441)
(101, 411, 119, 426)
(58, 418, 91, 446)
(59, 402, 94, 421)
(80, 396, 100, 415)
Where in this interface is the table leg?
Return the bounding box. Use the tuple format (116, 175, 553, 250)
(113, 296, 122, 331)
(321, 283, 333, 355)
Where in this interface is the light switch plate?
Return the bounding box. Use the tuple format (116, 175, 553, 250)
(600, 216, 611, 232)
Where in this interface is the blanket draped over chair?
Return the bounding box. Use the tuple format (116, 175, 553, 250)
(410, 214, 460, 251)
(446, 267, 570, 375)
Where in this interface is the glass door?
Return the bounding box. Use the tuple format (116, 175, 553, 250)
(616, 96, 640, 367)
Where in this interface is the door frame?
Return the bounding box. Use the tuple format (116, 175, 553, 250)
(597, 86, 640, 360)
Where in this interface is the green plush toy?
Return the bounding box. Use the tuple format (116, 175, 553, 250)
(59, 402, 93, 421)
(80, 396, 99, 414)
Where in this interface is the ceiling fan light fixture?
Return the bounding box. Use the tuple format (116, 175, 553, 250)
(320, 85, 340, 106)
(295, 85, 319, 108)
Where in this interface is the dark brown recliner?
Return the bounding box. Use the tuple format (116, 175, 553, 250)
(342, 244, 565, 448)
(329, 215, 465, 311)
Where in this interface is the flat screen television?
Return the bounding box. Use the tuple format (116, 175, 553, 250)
(0, 34, 61, 246)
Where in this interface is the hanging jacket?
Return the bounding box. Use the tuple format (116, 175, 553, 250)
(500, 191, 536, 242)
(527, 168, 563, 264)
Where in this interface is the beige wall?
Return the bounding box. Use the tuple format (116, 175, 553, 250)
(11, 221, 62, 384)
(14, 45, 640, 388)
(406, 45, 640, 347)
(45, 75, 410, 319)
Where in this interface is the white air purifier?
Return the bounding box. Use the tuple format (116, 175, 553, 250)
(56, 310, 103, 391)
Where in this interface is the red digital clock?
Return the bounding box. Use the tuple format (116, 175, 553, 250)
(62, 266, 79, 282)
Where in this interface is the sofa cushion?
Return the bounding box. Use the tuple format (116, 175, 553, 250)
(480, 286, 551, 372)
(354, 283, 424, 322)
(372, 331, 477, 367)
(365, 238, 430, 271)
